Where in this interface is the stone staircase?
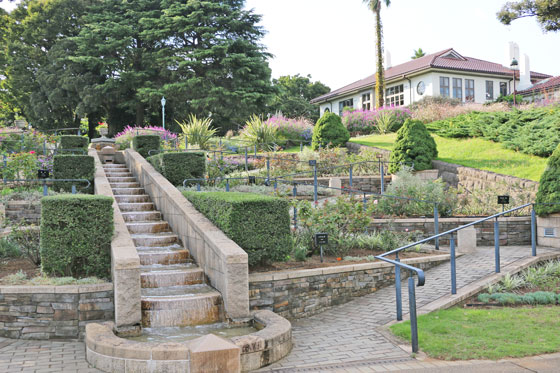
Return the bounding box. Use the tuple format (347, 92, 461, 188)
(103, 163, 224, 328)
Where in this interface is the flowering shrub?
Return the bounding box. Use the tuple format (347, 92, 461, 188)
(1, 152, 38, 180)
(342, 107, 411, 135)
(115, 125, 177, 149)
(265, 115, 313, 145)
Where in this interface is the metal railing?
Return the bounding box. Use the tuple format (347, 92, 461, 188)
(0, 178, 91, 195)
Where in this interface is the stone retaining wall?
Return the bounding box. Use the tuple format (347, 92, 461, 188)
(249, 255, 450, 320)
(371, 216, 532, 246)
(0, 283, 113, 340)
(4, 201, 41, 224)
(293, 175, 391, 194)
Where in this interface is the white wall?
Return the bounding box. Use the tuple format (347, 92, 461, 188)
(431, 72, 514, 103)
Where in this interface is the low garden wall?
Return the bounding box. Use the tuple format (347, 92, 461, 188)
(293, 175, 391, 194)
(0, 283, 113, 340)
(3, 201, 41, 224)
(249, 254, 450, 320)
(371, 216, 532, 246)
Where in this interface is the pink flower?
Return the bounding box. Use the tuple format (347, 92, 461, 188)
(373, 199, 378, 204)
(29, 151, 35, 154)
(405, 228, 409, 232)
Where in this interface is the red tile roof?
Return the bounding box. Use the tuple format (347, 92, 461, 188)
(311, 48, 552, 103)
(518, 75, 560, 95)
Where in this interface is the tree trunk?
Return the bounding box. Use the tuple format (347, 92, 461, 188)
(375, 8, 385, 109)
(88, 114, 101, 139)
(136, 103, 144, 127)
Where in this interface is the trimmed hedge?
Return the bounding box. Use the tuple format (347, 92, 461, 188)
(59, 135, 89, 153)
(133, 135, 161, 158)
(147, 151, 205, 186)
(183, 191, 292, 267)
(477, 291, 558, 305)
(535, 143, 560, 216)
(389, 119, 438, 173)
(53, 155, 95, 193)
(312, 112, 350, 150)
(40, 195, 113, 278)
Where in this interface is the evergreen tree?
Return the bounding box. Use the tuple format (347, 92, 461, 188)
(270, 74, 330, 122)
(498, 0, 560, 32)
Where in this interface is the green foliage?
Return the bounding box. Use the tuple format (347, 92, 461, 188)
(40, 194, 113, 278)
(8, 223, 40, 266)
(240, 115, 278, 151)
(53, 155, 94, 193)
(147, 152, 205, 186)
(183, 191, 292, 267)
(59, 135, 88, 152)
(389, 119, 437, 173)
(311, 112, 350, 150)
(176, 115, 217, 150)
(1, 152, 37, 180)
(497, 0, 560, 32)
(477, 291, 558, 305)
(0, 238, 21, 258)
(535, 143, 560, 215)
(133, 135, 161, 159)
(270, 74, 330, 122)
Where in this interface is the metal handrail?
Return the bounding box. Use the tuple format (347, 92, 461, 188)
(0, 178, 91, 196)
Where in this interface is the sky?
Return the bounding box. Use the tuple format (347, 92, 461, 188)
(2, 0, 560, 91)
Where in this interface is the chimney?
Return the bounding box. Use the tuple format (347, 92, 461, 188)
(385, 50, 392, 69)
(519, 53, 531, 90)
(506, 41, 520, 66)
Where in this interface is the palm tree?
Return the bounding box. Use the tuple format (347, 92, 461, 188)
(411, 48, 426, 59)
(363, 0, 391, 109)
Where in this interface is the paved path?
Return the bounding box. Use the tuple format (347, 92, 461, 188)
(0, 246, 557, 372)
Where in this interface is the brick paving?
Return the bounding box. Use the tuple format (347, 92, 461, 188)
(0, 246, 556, 373)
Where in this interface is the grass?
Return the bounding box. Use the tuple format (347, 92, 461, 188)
(350, 133, 548, 181)
(390, 307, 560, 360)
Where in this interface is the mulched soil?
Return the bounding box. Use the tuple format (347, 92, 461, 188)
(250, 249, 436, 273)
(0, 258, 40, 282)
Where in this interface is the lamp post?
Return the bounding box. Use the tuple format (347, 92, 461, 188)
(161, 96, 166, 130)
(510, 58, 518, 106)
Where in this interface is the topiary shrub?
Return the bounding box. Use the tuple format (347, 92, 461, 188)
(183, 191, 292, 267)
(147, 152, 206, 186)
(535, 143, 560, 215)
(311, 112, 350, 150)
(40, 195, 113, 278)
(389, 119, 438, 173)
(59, 135, 89, 153)
(53, 155, 95, 193)
(133, 135, 161, 158)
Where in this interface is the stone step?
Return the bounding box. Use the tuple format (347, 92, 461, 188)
(141, 263, 197, 272)
(121, 211, 162, 222)
(119, 203, 155, 212)
(136, 243, 183, 252)
(138, 249, 190, 266)
(110, 182, 141, 188)
(112, 187, 146, 195)
(132, 233, 179, 247)
(141, 267, 205, 288)
(103, 165, 128, 169)
(104, 170, 132, 175)
(108, 177, 137, 183)
(141, 289, 223, 327)
(126, 221, 170, 234)
(115, 195, 151, 203)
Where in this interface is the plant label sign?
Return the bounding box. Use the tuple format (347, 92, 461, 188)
(497, 195, 510, 205)
(308, 160, 317, 167)
(248, 176, 256, 184)
(314, 233, 328, 246)
(37, 169, 49, 179)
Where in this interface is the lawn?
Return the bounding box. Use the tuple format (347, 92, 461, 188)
(390, 307, 560, 360)
(350, 134, 548, 181)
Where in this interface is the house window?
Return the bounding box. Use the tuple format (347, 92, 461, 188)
(440, 77, 450, 97)
(362, 93, 372, 110)
(452, 78, 462, 100)
(465, 79, 475, 102)
(385, 84, 404, 107)
(339, 98, 354, 113)
(500, 82, 508, 96)
(486, 81, 494, 100)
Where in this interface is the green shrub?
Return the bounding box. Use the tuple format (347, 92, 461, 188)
(535, 143, 560, 215)
(9, 223, 40, 265)
(147, 152, 205, 186)
(240, 115, 278, 151)
(183, 191, 292, 267)
(312, 112, 350, 150)
(0, 238, 21, 258)
(389, 119, 437, 173)
(40, 195, 113, 278)
(176, 114, 217, 150)
(133, 135, 161, 158)
(59, 135, 88, 153)
(53, 155, 95, 193)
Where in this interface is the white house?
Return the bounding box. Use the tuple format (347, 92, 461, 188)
(311, 44, 551, 115)
(518, 75, 560, 103)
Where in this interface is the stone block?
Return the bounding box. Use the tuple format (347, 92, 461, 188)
(189, 334, 240, 373)
(457, 226, 477, 253)
(329, 177, 342, 196)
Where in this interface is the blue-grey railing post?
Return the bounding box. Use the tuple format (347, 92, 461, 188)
(196, 183, 201, 192)
(450, 232, 457, 295)
(21, 133, 24, 151)
(395, 253, 402, 321)
(220, 150, 223, 161)
(244, 147, 248, 172)
(313, 162, 318, 203)
(349, 165, 353, 188)
(219, 138, 222, 148)
(225, 179, 230, 192)
(274, 178, 278, 191)
(318, 143, 321, 150)
(43, 140, 47, 156)
(494, 218, 500, 273)
(42, 180, 48, 196)
(300, 142, 303, 152)
(363, 193, 367, 212)
(434, 204, 439, 250)
(78, 128, 81, 136)
(254, 145, 257, 157)
(531, 207, 537, 257)
(293, 184, 298, 229)
(408, 276, 419, 353)
(380, 163, 385, 194)
(185, 135, 188, 150)
(71, 184, 77, 194)
(266, 157, 270, 182)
